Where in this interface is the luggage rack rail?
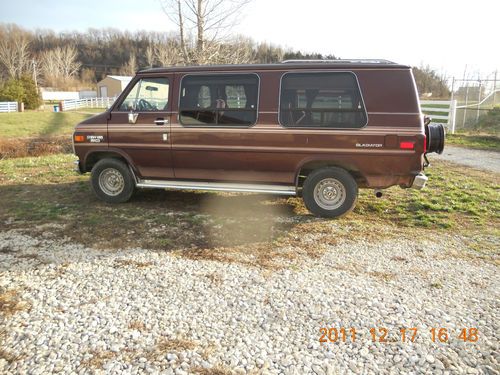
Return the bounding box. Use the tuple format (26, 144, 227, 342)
(281, 59, 396, 64)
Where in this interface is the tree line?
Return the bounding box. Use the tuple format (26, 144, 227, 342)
(0, 23, 333, 89)
(0, 0, 450, 109)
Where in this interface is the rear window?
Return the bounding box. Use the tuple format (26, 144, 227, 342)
(179, 74, 259, 126)
(279, 72, 367, 128)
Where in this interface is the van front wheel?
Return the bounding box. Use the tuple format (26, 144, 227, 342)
(91, 158, 135, 203)
(302, 167, 358, 218)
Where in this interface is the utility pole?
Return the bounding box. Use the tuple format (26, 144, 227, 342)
(32, 58, 38, 88)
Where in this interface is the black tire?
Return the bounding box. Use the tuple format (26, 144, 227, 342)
(302, 167, 358, 218)
(425, 123, 445, 154)
(90, 158, 135, 203)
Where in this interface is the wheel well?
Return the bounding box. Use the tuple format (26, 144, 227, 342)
(296, 161, 367, 188)
(84, 152, 129, 172)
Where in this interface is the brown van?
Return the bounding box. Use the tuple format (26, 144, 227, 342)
(73, 60, 445, 218)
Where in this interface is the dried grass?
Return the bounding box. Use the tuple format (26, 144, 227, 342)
(15, 253, 39, 260)
(191, 365, 233, 375)
(128, 320, 146, 331)
(114, 259, 153, 268)
(205, 272, 223, 286)
(80, 350, 116, 368)
(391, 256, 408, 262)
(0, 136, 71, 159)
(0, 289, 29, 316)
(368, 271, 395, 281)
(0, 348, 23, 363)
(156, 338, 196, 353)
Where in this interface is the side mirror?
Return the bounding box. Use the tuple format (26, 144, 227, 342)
(128, 112, 138, 124)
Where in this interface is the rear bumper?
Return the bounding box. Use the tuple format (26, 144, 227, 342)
(411, 173, 428, 189)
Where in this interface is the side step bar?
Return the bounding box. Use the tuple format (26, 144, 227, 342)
(136, 179, 297, 196)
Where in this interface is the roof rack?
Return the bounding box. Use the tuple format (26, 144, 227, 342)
(281, 59, 396, 64)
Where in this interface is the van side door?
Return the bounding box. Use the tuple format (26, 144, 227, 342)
(107, 75, 174, 179)
(172, 73, 265, 181)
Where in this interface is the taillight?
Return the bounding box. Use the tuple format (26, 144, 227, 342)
(400, 141, 414, 150)
(74, 135, 85, 142)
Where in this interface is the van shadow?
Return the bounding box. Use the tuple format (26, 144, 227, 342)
(40, 112, 67, 137)
(0, 181, 312, 262)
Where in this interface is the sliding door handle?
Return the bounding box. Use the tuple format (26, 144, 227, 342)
(154, 118, 168, 125)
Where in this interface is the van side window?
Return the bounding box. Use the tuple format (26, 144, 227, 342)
(118, 77, 169, 112)
(180, 74, 258, 126)
(279, 72, 367, 128)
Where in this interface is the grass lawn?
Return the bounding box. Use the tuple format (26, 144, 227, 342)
(0, 154, 498, 267)
(447, 133, 500, 151)
(0, 110, 101, 138)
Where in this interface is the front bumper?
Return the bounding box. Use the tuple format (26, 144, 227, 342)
(411, 173, 428, 190)
(74, 160, 84, 174)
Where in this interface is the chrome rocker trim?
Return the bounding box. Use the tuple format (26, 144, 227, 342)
(136, 179, 297, 196)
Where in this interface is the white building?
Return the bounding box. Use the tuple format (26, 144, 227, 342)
(97, 75, 133, 97)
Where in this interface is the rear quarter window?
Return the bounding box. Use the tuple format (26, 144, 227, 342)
(279, 72, 367, 129)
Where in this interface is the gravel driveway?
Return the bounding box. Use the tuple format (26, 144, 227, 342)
(1, 229, 498, 375)
(433, 146, 500, 173)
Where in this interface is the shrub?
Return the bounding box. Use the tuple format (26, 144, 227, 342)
(19, 76, 42, 109)
(0, 79, 25, 103)
(0, 76, 42, 110)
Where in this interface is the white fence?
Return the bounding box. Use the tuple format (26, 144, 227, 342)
(61, 97, 117, 111)
(41, 90, 98, 100)
(42, 91, 80, 101)
(420, 100, 457, 133)
(0, 101, 18, 113)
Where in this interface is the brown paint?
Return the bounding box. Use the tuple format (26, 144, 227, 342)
(74, 62, 427, 189)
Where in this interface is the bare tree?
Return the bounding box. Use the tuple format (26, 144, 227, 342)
(200, 36, 255, 65)
(41, 46, 81, 87)
(59, 45, 81, 78)
(0, 31, 31, 79)
(160, 0, 252, 65)
(146, 44, 155, 68)
(154, 39, 182, 66)
(120, 52, 137, 75)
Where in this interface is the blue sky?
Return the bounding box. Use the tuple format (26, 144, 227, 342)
(2, 0, 499, 79)
(2, 0, 168, 32)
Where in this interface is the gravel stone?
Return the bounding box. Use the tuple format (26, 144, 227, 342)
(0, 230, 497, 374)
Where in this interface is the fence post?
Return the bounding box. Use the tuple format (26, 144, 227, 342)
(449, 100, 457, 134)
(475, 80, 482, 124)
(493, 70, 497, 105)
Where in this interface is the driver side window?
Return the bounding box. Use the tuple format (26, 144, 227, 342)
(118, 77, 169, 112)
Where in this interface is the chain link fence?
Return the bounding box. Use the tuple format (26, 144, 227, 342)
(450, 71, 500, 132)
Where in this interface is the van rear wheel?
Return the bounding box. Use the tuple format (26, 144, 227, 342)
(302, 167, 358, 218)
(91, 158, 135, 203)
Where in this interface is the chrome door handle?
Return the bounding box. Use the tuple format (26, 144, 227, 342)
(154, 118, 168, 125)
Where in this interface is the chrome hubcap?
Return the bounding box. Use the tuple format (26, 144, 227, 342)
(313, 178, 346, 210)
(98, 168, 125, 196)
